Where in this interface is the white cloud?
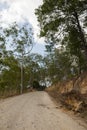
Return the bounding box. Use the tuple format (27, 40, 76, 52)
(0, 0, 43, 42)
(0, 0, 46, 55)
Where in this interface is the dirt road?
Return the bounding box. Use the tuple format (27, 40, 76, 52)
(0, 91, 86, 130)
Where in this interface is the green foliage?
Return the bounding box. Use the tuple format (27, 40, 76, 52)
(0, 55, 21, 96)
(43, 49, 74, 84)
(35, 0, 87, 72)
(32, 80, 46, 91)
(24, 53, 47, 86)
(4, 22, 34, 57)
(0, 22, 34, 96)
(0, 0, 87, 96)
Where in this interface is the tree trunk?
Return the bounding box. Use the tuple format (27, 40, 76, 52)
(73, 10, 87, 60)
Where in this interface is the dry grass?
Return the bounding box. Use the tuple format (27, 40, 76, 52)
(46, 73, 87, 123)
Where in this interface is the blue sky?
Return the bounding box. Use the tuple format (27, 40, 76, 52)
(0, 0, 46, 55)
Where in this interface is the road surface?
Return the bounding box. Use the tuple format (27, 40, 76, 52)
(0, 91, 86, 130)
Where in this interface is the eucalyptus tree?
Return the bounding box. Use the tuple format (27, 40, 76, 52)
(35, 0, 87, 73)
(24, 53, 47, 87)
(0, 55, 20, 96)
(4, 22, 34, 93)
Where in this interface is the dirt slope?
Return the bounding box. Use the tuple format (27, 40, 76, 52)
(0, 92, 86, 130)
(47, 73, 87, 113)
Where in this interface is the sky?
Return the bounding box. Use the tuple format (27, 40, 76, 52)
(0, 0, 46, 55)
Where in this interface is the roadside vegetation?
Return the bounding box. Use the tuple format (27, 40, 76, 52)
(0, 1, 87, 120)
(35, 0, 87, 122)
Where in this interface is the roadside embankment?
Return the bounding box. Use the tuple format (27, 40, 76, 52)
(46, 72, 87, 123)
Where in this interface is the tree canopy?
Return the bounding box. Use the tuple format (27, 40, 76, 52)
(35, 0, 87, 72)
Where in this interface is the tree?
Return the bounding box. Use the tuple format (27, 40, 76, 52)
(35, 0, 87, 72)
(0, 54, 21, 97)
(4, 22, 34, 93)
(24, 53, 46, 87)
(43, 48, 75, 84)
